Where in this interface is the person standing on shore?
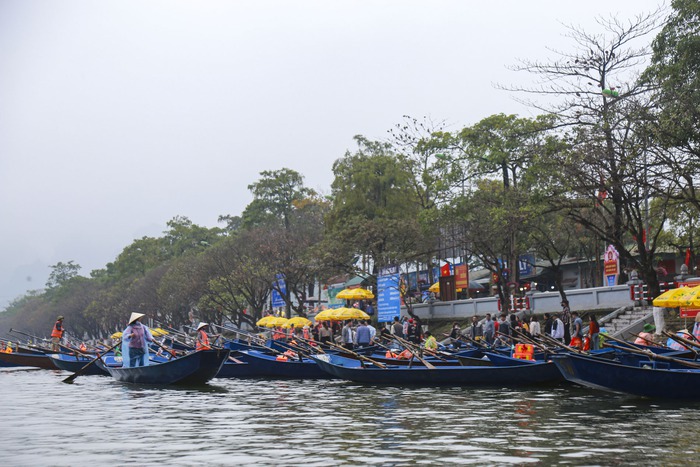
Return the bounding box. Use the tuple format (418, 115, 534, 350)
(392, 316, 404, 338)
(588, 315, 600, 350)
(342, 320, 354, 350)
(529, 316, 541, 338)
(465, 316, 483, 342)
(483, 314, 495, 345)
(569, 311, 584, 349)
(551, 314, 565, 343)
(561, 301, 572, 345)
(51, 316, 65, 352)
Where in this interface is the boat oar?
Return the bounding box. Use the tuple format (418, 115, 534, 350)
(602, 333, 646, 351)
(539, 334, 585, 354)
(602, 342, 700, 369)
(324, 341, 388, 369)
(392, 336, 437, 369)
(661, 331, 700, 359)
(9, 328, 50, 345)
(661, 330, 700, 348)
(511, 329, 549, 353)
(63, 339, 122, 383)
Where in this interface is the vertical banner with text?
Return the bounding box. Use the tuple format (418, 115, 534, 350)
(603, 245, 620, 286)
(378, 266, 401, 323)
(271, 274, 286, 308)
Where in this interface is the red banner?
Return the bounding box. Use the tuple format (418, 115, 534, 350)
(454, 264, 468, 291)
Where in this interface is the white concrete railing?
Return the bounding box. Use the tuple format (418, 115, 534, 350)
(405, 284, 634, 320)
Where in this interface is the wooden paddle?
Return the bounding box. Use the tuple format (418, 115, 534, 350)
(324, 341, 388, 369)
(602, 342, 700, 369)
(392, 336, 436, 370)
(63, 339, 122, 383)
(539, 333, 586, 354)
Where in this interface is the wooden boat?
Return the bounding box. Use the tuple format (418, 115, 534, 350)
(0, 350, 57, 369)
(98, 349, 230, 385)
(233, 350, 334, 379)
(551, 352, 700, 398)
(49, 353, 110, 375)
(310, 354, 562, 386)
(215, 360, 257, 378)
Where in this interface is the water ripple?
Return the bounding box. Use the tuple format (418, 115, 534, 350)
(3, 369, 700, 465)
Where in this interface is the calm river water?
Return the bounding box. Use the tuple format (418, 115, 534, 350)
(1, 367, 699, 466)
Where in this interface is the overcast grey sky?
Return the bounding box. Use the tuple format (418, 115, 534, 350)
(0, 0, 663, 308)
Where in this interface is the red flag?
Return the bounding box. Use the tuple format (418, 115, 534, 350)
(440, 263, 451, 277)
(686, 248, 692, 267)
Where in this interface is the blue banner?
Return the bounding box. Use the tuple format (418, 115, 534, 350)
(271, 275, 286, 308)
(519, 254, 535, 277)
(378, 267, 401, 323)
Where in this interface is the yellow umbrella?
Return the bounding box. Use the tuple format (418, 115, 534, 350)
(653, 287, 693, 307)
(263, 317, 289, 328)
(283, 317, 312, 328)
(336, 288, 375, 300)
(110, 331, 122, 339)
(675, 285, 700, 308)
(331, 307, 371, 321)
(429, 282, 439, 293)
(150, 328, 169, 337)
(314, 309, 338, 321)
(256, 316, 276, 326)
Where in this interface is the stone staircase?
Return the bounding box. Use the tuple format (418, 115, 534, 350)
(597, 306, 654, 339)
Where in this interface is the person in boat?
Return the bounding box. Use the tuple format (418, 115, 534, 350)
(635, 323, 656, 346)
(423, 331, 438, 352)
(447, 322, 462, 348)
(482, 314, 495, 345)
(588, 315, 600, 350)
(196, 322, 212, 351)
(692, 314, 700, 341)
(51, 315, 65, 351)
(122, 312, 154, 368)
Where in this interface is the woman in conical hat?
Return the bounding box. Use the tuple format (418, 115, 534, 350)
(122, 312, 153, 368)
(195, 322, 212, 351)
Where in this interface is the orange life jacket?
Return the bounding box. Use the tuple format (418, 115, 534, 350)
(196, 330, 211, 351)
(512, 343, 534, 360)
(385, 351, 398, 358)
(398, 349, 413, 360)
(80, 343, 87, 351)
(51, 321, 64, 339)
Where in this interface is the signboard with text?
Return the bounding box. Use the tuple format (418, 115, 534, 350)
(377, 266, 401, 323)
(603, 245, 620, 286)
(454, 264, 469, 291)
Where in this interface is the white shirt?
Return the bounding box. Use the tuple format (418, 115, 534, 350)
(529, 321, 541, 337)
(551, 318, 565, 339)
